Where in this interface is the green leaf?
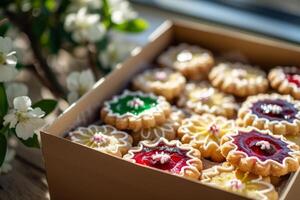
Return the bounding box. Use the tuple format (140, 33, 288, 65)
(17, 134, 40, 148)
(113, 18, 149, 33)
(0, 134, 7, 167)
(0, 22, 11, 36)
(45, 0, 57, 12)
(32, 99, 57, 116)
(0, 83, 8, 120)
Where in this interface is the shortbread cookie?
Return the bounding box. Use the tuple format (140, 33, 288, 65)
(69, 125, 133, 157)
(220, 127, 300, 176)
(158, 43, 214, 80)
(178, 83, 237, 118)
(202, 163, 278, 200)
(131, 107, 185, 143)
(209, 62, 268, 97)
(133, 69, 186, 100)
(178, 114, 235, 162)
(101, 90, 171, 130)
(238, 93, 300, 135)
(123, 137, 202, 180)
(269, 66, 300, 99)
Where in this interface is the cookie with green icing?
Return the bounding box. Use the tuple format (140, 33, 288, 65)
(101, 90, 171, 130)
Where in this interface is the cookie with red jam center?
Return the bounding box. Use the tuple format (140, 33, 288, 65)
(220, 127, 300, 176)
(101, 90, 171, 130)
(269, 66, 300, 100)
(123, 138, 202, 180)
(238, 93, 300, 135)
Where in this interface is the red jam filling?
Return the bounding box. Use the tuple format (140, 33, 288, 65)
(132, 142, 190, 174)
(286, 73, 300, 87)
(233, 130, 291, 163)
(251, 99, 298, 122)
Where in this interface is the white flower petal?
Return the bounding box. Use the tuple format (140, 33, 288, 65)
(0, 37, 13, 53)
(16, 118, 44, 140)
(67, 91, 79, 104)
(29, 107, 45, 118)
(3, 112, 18, 128)
(13, 96, 31, 112)
(66, 72, 80, 91)
(79, 69, 95, 90)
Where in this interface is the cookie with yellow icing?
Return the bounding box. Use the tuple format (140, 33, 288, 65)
(220, 127, 300, 176)
(201, 163, 278, 200)
(69, 125, 132, 157)
(178, 114, 235, 162)
(178, 83, 237, 118)
(133, 69, 186, 100)
(101, 90, 171, 130)
(158, 43, 214, 80)
(209, 62, 268, 97)
(123, 137, 202, 180)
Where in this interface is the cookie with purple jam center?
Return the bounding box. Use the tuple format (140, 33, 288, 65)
(251, 99, 298, 123)
(221, 128, 300, 176)
(238, 94, 300, 135)
(232, 129, 291, 163)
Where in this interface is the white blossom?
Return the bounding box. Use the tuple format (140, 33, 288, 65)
(99, 39, 136, 69)
(68, 0, 102, 11)
(67, 69, 95, 103)
(5, 82, 28, 107)
(3, 96, 45, 140)
(64, 7, 105, 43)
(109, 0, 138, 24)
(0, 37, 18, 82)
(0, 148, 15, 174)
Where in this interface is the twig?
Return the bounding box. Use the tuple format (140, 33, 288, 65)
(87, 43, 100, 80)
(4, 10, 67, 99)
(0, 18, 8, 26)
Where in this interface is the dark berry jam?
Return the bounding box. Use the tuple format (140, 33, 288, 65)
(251, 99, 298, 122)
(132, 142, 190, 174)
(286, 73, 300, 88)
(233, 130, 291, 163)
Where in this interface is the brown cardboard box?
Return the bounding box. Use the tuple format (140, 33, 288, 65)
(41, 20, 300, 200)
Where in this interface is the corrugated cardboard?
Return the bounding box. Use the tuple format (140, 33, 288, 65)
(41, 20, 300, 200)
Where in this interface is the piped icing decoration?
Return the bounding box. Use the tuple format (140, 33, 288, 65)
(101, 90, 171, 130)
(178, 83, 237, 118)
(201, 163, 278, 200)
(238, 93, 300, 135)
(133, 69, 186, 100)
(209, 62, 268, 97)
(69, 125, 133, 157)
(131, 107, 185, 144)
(220, 127, 300, 176)
(123, 138, 202, 180)
(157, 43, 214, 80)
(269, 66, 300, 100)
(178, 114, 235, 162)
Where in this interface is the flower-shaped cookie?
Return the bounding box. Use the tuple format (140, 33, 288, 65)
(101, 90, 171, 130)
(69, 125, 133, 157)
(133, 69, 186, 100)
(201, 163, 278, 200)
(238, 93, 300, 135)
(131, 107, 185, 143)
(209, 62, 268, 97)
(178, 83, 237, 118)
(269, 66, 300, 100)
(178, 114, 235, 162)
(123, 137, 203, 180)
(158, 43, 214, 80)
(220, 127, 300, 176)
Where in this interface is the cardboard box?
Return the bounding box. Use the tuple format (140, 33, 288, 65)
(41, 20, 300, 200)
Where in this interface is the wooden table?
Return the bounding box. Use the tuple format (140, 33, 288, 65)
(0, 145, 49, 200)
